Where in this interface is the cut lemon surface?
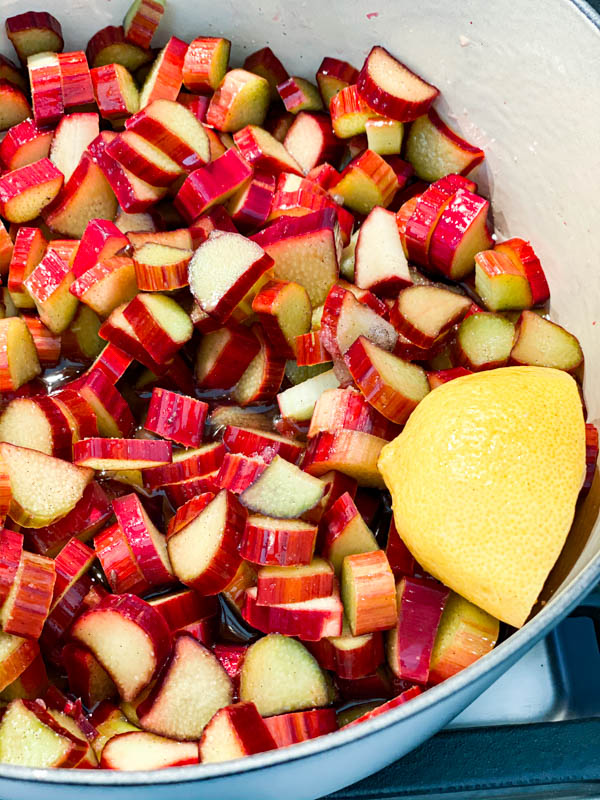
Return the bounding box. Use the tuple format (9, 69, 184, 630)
(378, 366, 586, 628)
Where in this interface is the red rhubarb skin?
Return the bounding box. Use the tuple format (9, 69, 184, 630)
(58, 51, 94, 108)
(94, 523, 151, 596)
(343, 685, 423, 727)
(28, 56, 64, 126)
(343, 549, 397, 635)
(232, 324, 286, 406)
(244, 47, 289, 97)
(106, 132, 181, 187)
(228, 171, 276, 232)
(0, 530, 23, 605)
(53, 388, 99, 441)
(256, 563, 334, 606)
(385, 518, 417, 580)
(390, 576, 450, 683)
(213, 643, 248, 690)
(142, 37, 187, 105)
(426, 107, 485, 174)
(427, 367, 473, 390)
(124, 0, 165, 49)
(133, 249, 191, 291)
(195, 325, 261, 390)
(583, 423, 599, 494)
(86, 25, 153, 71)
(242, 585, 343, 640)
(284, 111, 344, 172)
(149, 588, 219, 631)
(0, 638, 41, 693)
(21, 318, 61, 367)
(80, 369, 135, 437)
(71, 219, 128, 279)
(143, 443, 225, 490)
(73, 437, 172, 468)
(163, 472, 221, 507)
(233, 125, 303, 176)
(7, 226, 48, 302)
(216, 453, 267, 494)
(201, 702, 277, 757)
(40, 574, 92, 660)
(19, 700, 88, 768)
(308, 385, 396, 440)
(264, 708, 338, 747)
(296, 330, 330, 366)
(122, 294, 189, 365)
(91, 344, 133, 384)
(175, 149, 254, 223)
(0, 159, 64, 219)
(495, 237, 550, 305)
(91, 64, 132, 120)
(113, 493, 174, 587)
(240, 519, 318, 567)
(428, 189, 491, 277)
(144, 388, 208, 448)
(3, 552, 56, 639)
(223, 425, 303, 465)
(308, 630, 384, 679)
(62, 643, 114, 707)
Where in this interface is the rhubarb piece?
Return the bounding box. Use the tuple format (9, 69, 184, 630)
(61, 302, 104, 361)
(386, 518, 417, 579)
(329, 85, 372, 138)
(148, 589, 218, 632)
(0, 442, 93, 528)
(0, 531, 23, 608)
(227, 170, 276, 232)
(98, 302, 168, 374)
(0, 699, 88, 768)
(144, 388, 208, 448)
(494, 238, 550, 306)
(284, 110, 342, 173)
(43, 152, 118, 239)
(266, 708, 337, 747)
(475, 250, 533, 311)
(6, 12, 63, 64)
(206, 68, 270, 132)
(333, 148, 398, 214)
(72, 218, 129, 279)
(71, 593, 171, 701)
(256, 558, 334, 606)
(189, 234, 272, 326)
(89, 343, 133, 384)
(57, 50, 94, 109)
(0, 80, 30, 131)
(216, 453, 267, 494)
(106, 130, 184, 187)
(278, 76, 323, 114)
(0, 632, 40, 693)
(223, 425, 303, 464)
(0, 317, 41, 392)
(70, 255, 137, 317)
(317, 57, 359, 106)
(0, 119, 52, 173)
(136, 634, 232, 740)
(139, 36, 187, 108)
(296, 330, 330, 367)
(26, 51, 63, 126)
(123, 0, 165, 49)
(0, 158, 63, 224)
(252, 279, 312, 359)
(234, 124, 303, 175)
(309, 617, 384, 679)
(320, 284, 397, 362)
(100, 730, 197, 769)
(268, 174, 335, 223)
(428, 366, 473, 390)
(251, 208, 341, 307)
(26, 481, 110, 557)
(122, 292, 193, 365)
(240, 516, 318, 566)
(304, 430, 386, 488)
(0, 396, 71, 459)
(0, 54, 26, 90)
(357, 46, 438, 122)
(277, 369, 340, 424)
(73, 437, 172, 470)
(391, 284, 471, 348)
(582, 423, 599, 496)
(63, 643, 116, 707)
(199, 701, 276, 763)
(167, 489, 246, 595)
(127, 98, 211, 171)
(239, 455, 325, 518)
(455, 312, 516, 371)
(343, 685, 422, 726)
(354, 206, 410, 296)
(0, 649, 48, 700)
(0, 550, 56, 639)
(88, 702, 138, 758)
(142, 442, 226, 490)
(86, 24, 153, 72)
(386, 576, 449, 683)
(20, 317, 61, 366)
(244, 585, 343, 640)
(309, 385, 395, 440)
(406, 108, 485, 181)
(365, 117, 404, 155)
(92, 62, 140, 121)
(129, 228, 193, 250)
(88, 129, 167, 214)
(321, 491, 379, 573)
(244, 46, 288, 100)
(182, 36, 230, 93)
(94, 523, 150, 596)
(112, 492, 173, 587)
(428, 189, 492, 279)
(341, 550, 397, 636)
(240, 633, 335, 715)
(428, 592, 499, 684)
(78, 370, 135, 437)
(345, 336, 429, 424)
(509, 311, 584, 372)
(22, 249, 76, 334)
(175, 149, 253, 222)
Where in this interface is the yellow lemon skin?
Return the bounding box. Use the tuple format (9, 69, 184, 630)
(378, 366, 586, 628)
